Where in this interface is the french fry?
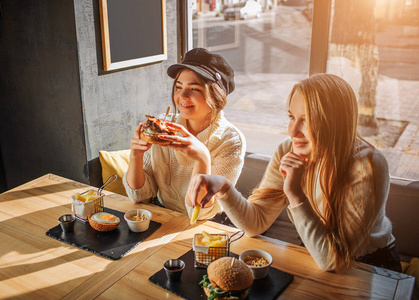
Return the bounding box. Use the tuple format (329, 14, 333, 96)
(206, 239, 227, 247)
(86, 189, 95, 195)
(197, 231, 227, 247)
(74, 191, 98, 202)
(190, 204, 201, 225)
(74, 193, 84, 201)
(202, 231, 212, 239)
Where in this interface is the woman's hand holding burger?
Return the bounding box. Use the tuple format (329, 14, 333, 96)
(130, 122, 152, 158)
(137, 115, 210, 165)
(126, 122, 153, 190)
(158, 123, 211, 165)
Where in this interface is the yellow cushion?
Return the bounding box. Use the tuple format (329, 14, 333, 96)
(99, 150, 130, 196)
(402, 257, 419, 299)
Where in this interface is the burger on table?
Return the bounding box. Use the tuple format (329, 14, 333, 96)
(200, 257, 253, 300)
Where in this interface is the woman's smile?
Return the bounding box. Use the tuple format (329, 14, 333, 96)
(180, 102, 195, 109)
(292, 140, 309, 149)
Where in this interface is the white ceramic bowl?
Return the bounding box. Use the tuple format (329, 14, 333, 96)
(124, 209, 152, 232)
(239, 249, 273, 279)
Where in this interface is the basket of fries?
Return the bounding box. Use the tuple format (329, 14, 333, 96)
(70, 175, 117, 222)
(192, 230, 244, 268)
(71, 189, 105, 221)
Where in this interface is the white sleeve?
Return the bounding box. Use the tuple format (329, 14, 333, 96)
(123, 150, 158, 203)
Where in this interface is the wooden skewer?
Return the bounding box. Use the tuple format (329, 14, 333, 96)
(163, 106, 171, 124)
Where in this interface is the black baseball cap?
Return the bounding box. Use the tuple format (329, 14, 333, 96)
(167, 48, 235, 95)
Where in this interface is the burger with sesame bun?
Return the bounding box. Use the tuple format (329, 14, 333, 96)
(140, 115, 178, 145)
(200, 257, 253, 300)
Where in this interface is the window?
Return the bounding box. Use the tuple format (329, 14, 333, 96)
(326, 0, 419, 180)
(188, 0, 313, 157)
(183, 0, 418, 180)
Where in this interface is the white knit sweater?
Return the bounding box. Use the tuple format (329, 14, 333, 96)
(219, 138, 395, 271)
(123, 112, 246, 219)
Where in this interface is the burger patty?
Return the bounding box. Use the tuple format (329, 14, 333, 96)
(144, 115, 176, 135)
(145, 119, 162, 133)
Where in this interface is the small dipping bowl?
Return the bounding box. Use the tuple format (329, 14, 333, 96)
(58, 214, 76, 233)
(239, 249, 273, 279)
(164, 259, 185, 282)
(124, 209, 152, 232)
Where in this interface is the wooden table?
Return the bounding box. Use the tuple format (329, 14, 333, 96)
(0, 174, 189, 299)
(0, 174, 415, 299)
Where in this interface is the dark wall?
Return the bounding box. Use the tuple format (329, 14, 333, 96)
(0, 0, 179, 191)
(0, 0, 86, 189)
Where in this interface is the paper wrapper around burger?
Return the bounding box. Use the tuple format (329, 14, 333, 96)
(71, 190, 105, 222)
(192, 230, 244, 268)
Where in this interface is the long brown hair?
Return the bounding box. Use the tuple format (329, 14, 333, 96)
(250, 74, 375, 272)
(171, 70, 227, 125)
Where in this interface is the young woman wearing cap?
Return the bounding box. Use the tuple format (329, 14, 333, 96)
(123, 48, 246, 220)
(187, 74, 401, 273)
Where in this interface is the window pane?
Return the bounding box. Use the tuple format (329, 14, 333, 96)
(192, 0, 313, 157)
(327, 0, 419, 179)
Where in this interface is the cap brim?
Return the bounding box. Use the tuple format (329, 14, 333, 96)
(167, 64, 215, 83)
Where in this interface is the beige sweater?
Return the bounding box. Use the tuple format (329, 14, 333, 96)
(123, 112, 246, 219)
(219, 138, 395, 271)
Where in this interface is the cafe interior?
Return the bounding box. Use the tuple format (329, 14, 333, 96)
(1, 0, 418, 299)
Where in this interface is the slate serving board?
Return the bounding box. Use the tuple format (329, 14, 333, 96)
(149, 250, 294, 300)
(46, 208, 161, 260)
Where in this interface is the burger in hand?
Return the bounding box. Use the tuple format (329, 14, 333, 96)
(140, 115, 178, 145)
(200, 257, 253, 300)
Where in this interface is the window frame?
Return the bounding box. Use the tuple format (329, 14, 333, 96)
(179, 0, 417, 181)
(309, 0, 332, 75)
(178, 0, 193, 61)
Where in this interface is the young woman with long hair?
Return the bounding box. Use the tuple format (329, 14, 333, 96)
(187, 73, 401, 272)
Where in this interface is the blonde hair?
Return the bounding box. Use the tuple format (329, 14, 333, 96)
(171, 70, 227, 125)
(249, 73, 375, 272)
